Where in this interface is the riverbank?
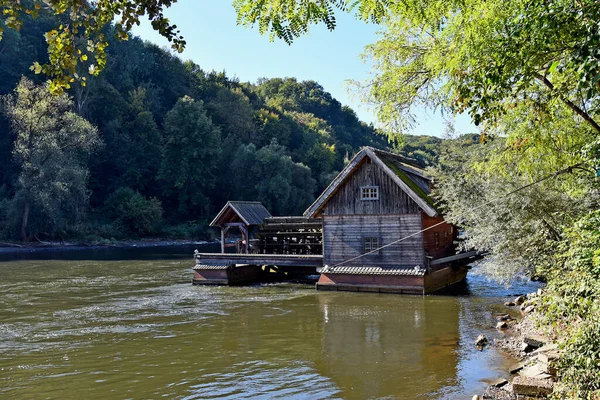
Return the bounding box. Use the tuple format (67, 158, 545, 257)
(0, 238, 214, 255)
(475, 290, 560, 399)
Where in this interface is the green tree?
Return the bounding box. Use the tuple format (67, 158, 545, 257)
(2, 78, 101, 241)
(159, 96, 222, 218)
(230, 141, 316, 215)
(0, 0, 186, 93)
(104, 187, 163, 236)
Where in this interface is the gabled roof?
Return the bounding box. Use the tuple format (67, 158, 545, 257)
(303, 147, 438, 218)
(210, 201, 272, 227)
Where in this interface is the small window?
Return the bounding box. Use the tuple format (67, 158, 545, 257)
(363, 237, 380, 254)
(360, 186, 379, 200)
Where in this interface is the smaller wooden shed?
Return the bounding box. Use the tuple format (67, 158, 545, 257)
(210, 201, 272, 254)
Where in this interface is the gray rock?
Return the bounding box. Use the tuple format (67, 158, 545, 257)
(491, 378, 509, 388)
(524, 335, 548, 348)
(496, 321, 509, 329)
(512, 376, 554, 397)
(519, 363, 550, 378)
(523, 305, 535, 314)
(521, 342, 535, 353)
(475, 334, 489, 347)
(514, 295, 526, 305)
(482, 386, 516, 400)
(538, 350, 560, 364)
(504, 301, 516, 307)
(531, 343, 558, 356)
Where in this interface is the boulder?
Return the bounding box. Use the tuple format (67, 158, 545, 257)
(496, 321, 509, 329)
(514, 295, 526, 305)
(523, 305, 535, 314)
(524, 335, 548, 349)
(512, 376, 554, 397)
(521, 341, 535, 353)
(504, 301, 516, 307)
(475, 334, 489, 347)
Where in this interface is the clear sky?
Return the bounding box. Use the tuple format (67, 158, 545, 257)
(132, 0, 477, 137)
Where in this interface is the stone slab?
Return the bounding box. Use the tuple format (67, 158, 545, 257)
(512, 376, 554, 397)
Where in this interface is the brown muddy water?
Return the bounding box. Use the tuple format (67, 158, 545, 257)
(0, 245, 542, 399)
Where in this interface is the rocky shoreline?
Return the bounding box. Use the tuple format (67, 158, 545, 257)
(473, 289, 560, 400)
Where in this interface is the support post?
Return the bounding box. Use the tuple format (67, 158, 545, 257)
(221, 228, 225, 253)
(239, 225, 249, 254)
(221, 226, 231, 254)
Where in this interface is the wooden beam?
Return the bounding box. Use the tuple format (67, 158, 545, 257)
(221, 226, 232, 254)
(221, 228, 225, 253)
(195, 253, 323, 268)
(239, 225, 249, 254)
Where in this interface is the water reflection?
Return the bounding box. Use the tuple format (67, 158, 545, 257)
(0, 250, 543, 400)
(316, 294, 460, 399)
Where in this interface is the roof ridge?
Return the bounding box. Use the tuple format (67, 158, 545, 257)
(370, 147, 426, 172)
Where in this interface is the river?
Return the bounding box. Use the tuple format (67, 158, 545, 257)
(0, 244, 542, 399)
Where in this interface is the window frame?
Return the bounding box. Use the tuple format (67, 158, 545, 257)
(363, 237, 380, 254)
(360, 185, 380, 201)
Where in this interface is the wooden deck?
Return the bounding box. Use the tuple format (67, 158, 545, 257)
(194, 253, 323, 268)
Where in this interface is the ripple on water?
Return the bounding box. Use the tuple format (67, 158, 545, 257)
(0, 255, 545, 400)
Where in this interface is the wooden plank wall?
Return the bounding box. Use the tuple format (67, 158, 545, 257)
(323, 214, 424, 268)
(322, 159, 422, 215)
(421, 213, 457, 260)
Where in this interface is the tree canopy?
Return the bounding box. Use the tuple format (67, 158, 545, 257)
(0, 12, 389, 241)
(0, 0, 186, 93)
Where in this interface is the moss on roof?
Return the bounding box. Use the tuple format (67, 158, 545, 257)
(380, 157, 437, 209)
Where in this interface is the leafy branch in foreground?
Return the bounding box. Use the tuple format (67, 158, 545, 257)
(0, 0, 186, 93)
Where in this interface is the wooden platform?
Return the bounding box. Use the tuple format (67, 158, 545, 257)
(194, 253, 323, 268)
(316, 265, 468, 295)
(192, 252, 472, 293)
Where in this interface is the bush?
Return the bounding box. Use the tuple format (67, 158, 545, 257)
(538, 210, 600, 399)
(104, 187, 163, 236)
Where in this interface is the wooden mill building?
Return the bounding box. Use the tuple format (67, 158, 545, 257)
(304, 147, 465, 293)
(194, 147, 475, 294)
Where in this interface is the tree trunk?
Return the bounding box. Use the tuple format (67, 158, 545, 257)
(21, 199, 30, 242)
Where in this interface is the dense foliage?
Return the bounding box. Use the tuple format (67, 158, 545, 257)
(0, 0, 186, 93)
(0, 12, 387, 242)
(536, 211, 600, 398)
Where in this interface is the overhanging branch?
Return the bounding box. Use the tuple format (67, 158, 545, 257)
(533, 72, 600, 133)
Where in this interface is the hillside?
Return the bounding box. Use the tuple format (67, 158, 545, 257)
(0, 14, 465, 241)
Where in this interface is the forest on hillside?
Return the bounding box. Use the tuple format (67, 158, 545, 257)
(0, 11, 460, 242)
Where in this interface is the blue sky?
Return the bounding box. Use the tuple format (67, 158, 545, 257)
(132, 0, 477, 137)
